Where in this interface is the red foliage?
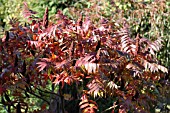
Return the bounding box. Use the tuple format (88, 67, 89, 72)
(0, 3, 168, 113)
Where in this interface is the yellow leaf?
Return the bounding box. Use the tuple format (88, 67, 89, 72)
(63, 94, 72, 100)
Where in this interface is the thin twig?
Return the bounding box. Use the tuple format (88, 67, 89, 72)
(18, 87, 50, 105)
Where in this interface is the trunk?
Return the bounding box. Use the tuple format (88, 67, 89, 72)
(48, 84, 65, 113)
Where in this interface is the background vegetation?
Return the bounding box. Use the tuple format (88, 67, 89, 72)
(0, 0, 169, 113)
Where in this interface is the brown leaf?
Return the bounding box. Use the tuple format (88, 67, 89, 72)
(23, 2, 37, 19)
(69, 41, 74, 60)
(80, 103, 89, 109)
(96, 48, 101, 60)
(43, 7, 49, 28)
(135, 33, 140, 55)
(37, 62, 47, 72)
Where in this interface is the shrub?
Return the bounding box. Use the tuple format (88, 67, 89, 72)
(0, 2, 169, 113)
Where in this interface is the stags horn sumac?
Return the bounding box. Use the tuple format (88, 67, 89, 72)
(0, 4, 168, 113)
(43, 7, 49, 28)
(22, 2, 37, 20)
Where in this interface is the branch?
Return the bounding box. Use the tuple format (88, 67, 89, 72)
(32, 84, 61, 97)
(24, 80, 61, 97)
(18, 87, 50, 105)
